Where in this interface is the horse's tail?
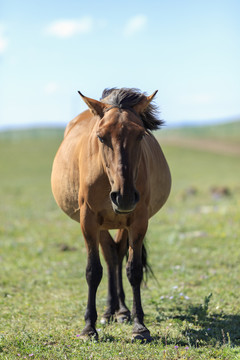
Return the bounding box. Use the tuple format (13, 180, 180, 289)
(142, 241, 156, 283)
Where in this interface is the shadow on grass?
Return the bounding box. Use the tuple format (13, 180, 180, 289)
(100, 335, 116, 343)
(162, 303, 240, 347)
(98, 306, 240, 346)
(179, 312, 240, 347)
(151, 293, 240, 347)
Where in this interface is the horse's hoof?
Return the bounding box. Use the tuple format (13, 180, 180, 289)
(116, 310, 131, 323)
(100, 317, 107, 325)
(132, 329, 153, 343)
(100, 317, 110, 325)
(100, 313, 115, 324)
(79, 326, 98, 341)
(116, 314, 131, 323)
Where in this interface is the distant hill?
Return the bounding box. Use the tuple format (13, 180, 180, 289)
(1, 121, 239, 156)
(159, 120, 240, 145)
(0, 127, 64, 141)
(158, 120, 240, 156)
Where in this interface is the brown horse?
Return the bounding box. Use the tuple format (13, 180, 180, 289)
(51, 88, 171, 342)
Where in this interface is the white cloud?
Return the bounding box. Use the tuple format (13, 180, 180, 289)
(123, 15, 147, 36)
(45, 82, 59, 94)
(45, 17, 93, 38)
(0, 25, 8, 53)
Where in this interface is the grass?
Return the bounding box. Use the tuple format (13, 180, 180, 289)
(0, 125, 240, 359)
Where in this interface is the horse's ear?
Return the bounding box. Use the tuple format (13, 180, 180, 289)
(78, 91, 106, 117)
(133, 90, 158, 114)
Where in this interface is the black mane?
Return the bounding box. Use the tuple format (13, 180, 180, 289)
(100, 88, 164, 131)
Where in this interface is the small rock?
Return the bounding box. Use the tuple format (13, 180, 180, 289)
(59, 244, 77, 252)
(210, 186, 231, 198)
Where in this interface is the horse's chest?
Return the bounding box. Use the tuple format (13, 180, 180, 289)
(97, 211, 131, 230)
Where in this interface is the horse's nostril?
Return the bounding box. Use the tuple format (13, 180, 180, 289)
(110, 191, 118, 206)
(134, 191, 140, 204)
(111, 190, 139, 210)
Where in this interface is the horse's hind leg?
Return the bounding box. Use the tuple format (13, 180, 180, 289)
(99, 230, 130, 324)
(115, 229, 131, 323)
(99, 231, 119, 323)
(127, 218, 152, 343)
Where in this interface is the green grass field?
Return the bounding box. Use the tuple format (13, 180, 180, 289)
(0, 123, 240, 359)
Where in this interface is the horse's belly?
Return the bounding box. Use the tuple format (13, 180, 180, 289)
(142, 138, 171, 218)
(51, 148, 80, 222)
(51, 111, 94, 222)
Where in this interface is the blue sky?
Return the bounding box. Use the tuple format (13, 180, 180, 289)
(1, 0, 240, 128)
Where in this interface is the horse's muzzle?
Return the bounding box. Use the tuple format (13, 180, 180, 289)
(110, 190, 140, 214)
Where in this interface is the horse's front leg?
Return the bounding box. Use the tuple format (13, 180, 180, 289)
(99, 230, 119, 324)
(80, 205, 103, 340)
(127, 218, 152, 343)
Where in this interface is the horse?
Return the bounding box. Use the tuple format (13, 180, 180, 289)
(51, 88, 171, 342)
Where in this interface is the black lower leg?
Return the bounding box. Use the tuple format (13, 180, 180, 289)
(126, 259, 144, 324)
(126, 255, 152, 342)
(114, 233, 130, 320)
(99, 232, 119, 321)
(104, 264, 118, 319)
(115, 262, 130, 320)
(81, 256, 103, 338)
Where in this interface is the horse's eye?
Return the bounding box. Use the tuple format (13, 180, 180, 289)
(97, 135, 105, 143)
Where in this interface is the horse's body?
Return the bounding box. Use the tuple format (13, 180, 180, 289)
(51, 88, 171, 341)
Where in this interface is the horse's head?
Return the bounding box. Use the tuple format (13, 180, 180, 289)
(78, 90, 158, 214)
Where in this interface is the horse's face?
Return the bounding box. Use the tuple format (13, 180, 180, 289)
(78, 90, 158, 214)
(96, 109, 145, 214)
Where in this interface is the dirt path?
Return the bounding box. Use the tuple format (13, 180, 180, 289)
(160, 136, 240, 156)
